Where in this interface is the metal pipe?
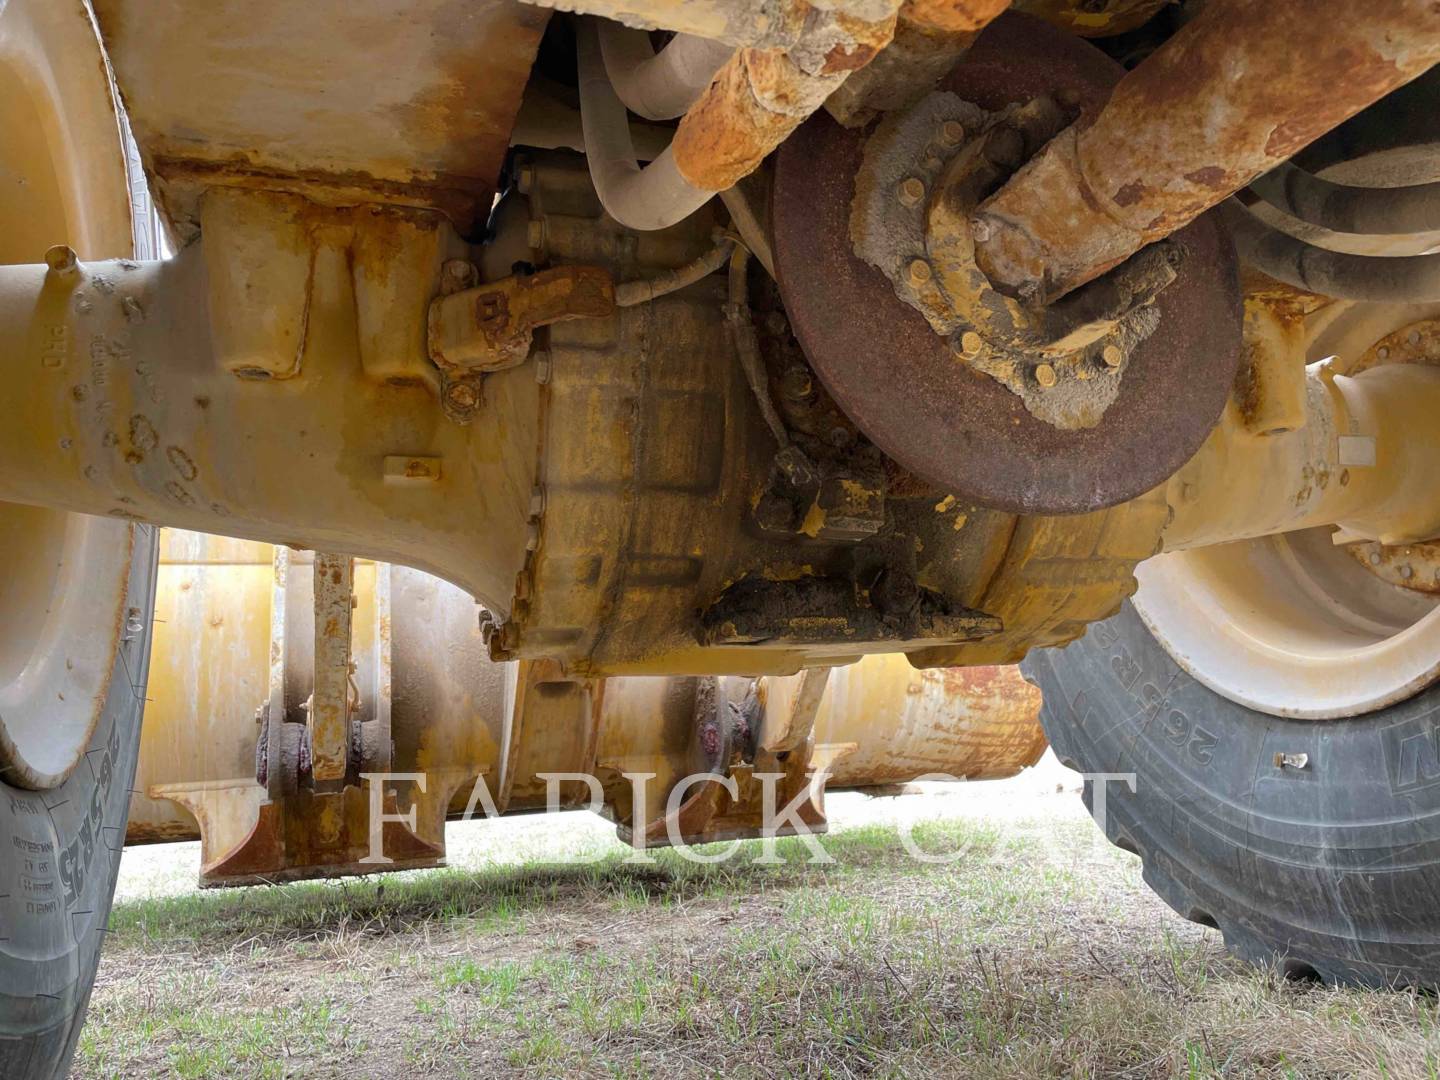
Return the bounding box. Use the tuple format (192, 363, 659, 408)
(825, 0, 1009, 126)
(1249, 161, 1440, 236)
(1225, 202, 1440, 302)
(1162, 362, 1440, 552)
(972, 0, 1440, 301)
(578, 4, 899, 229)
(576, 19, 715, 231)
(597, 24, 733, 120)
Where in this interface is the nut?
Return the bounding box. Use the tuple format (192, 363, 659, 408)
(446, 382, 478, 410)
(898, 177, 926, 207)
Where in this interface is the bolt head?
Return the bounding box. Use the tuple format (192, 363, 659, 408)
(1035, 363, 1058, 388)
(1101, 345, 1123, 368)
(898, 177, 925, 207)
(907, 259, 932, 287)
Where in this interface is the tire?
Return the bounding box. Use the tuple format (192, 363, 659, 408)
(1023, 600, 1440, 989)
(0, 525, 158, 1079)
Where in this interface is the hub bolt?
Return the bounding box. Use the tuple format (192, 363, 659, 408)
(446, 382, 478, 411)
(898, 177, 926, 207)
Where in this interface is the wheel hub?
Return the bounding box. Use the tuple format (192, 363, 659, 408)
(772, 13, 1243, 514)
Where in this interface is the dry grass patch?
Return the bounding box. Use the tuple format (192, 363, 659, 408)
(76, 816, 1440, 1078)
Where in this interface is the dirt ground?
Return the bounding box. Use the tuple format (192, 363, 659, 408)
(75, 754, 1440, 1078)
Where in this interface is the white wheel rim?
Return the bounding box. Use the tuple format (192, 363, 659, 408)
(0, 0, 138, 788)
(1136, 527, 1440, 720)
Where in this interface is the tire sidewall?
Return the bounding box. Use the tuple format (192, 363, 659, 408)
(0, 524, 157, 1076)
(1026, 600, 1440, 987)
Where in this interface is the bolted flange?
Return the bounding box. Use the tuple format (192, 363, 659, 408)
(772, 12, 1243, 515)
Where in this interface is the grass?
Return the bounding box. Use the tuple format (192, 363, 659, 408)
(75, 812, 1440, 1078)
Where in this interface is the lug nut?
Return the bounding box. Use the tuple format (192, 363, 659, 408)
(1035, 363, 1058, 388)
(1101, 345, 1123, 368)
(898, 177, 925, 207)
(907, 259, 932, 288)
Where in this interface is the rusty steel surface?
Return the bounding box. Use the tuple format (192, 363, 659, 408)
(973, 0, 1440, 300)
(671, 8, 899, 192)
(824, 0, 1010, 127)
(92, 0, 549, 237)
(1012, 0, 1167, 38)
(772, 13, 1242, 514)
(1350, 540, 1440, 595)
(309, 554, 355, 784)
(816, 661, 1045, 785)
(428, 264, 617, 418)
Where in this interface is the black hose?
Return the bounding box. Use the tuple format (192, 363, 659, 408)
(1223, 201, 1440, 302)
(1249, 161, 1440, 235)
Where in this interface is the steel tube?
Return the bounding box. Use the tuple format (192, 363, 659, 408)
(972, 0, 1440, 300)
(598, 25, 733, 121)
